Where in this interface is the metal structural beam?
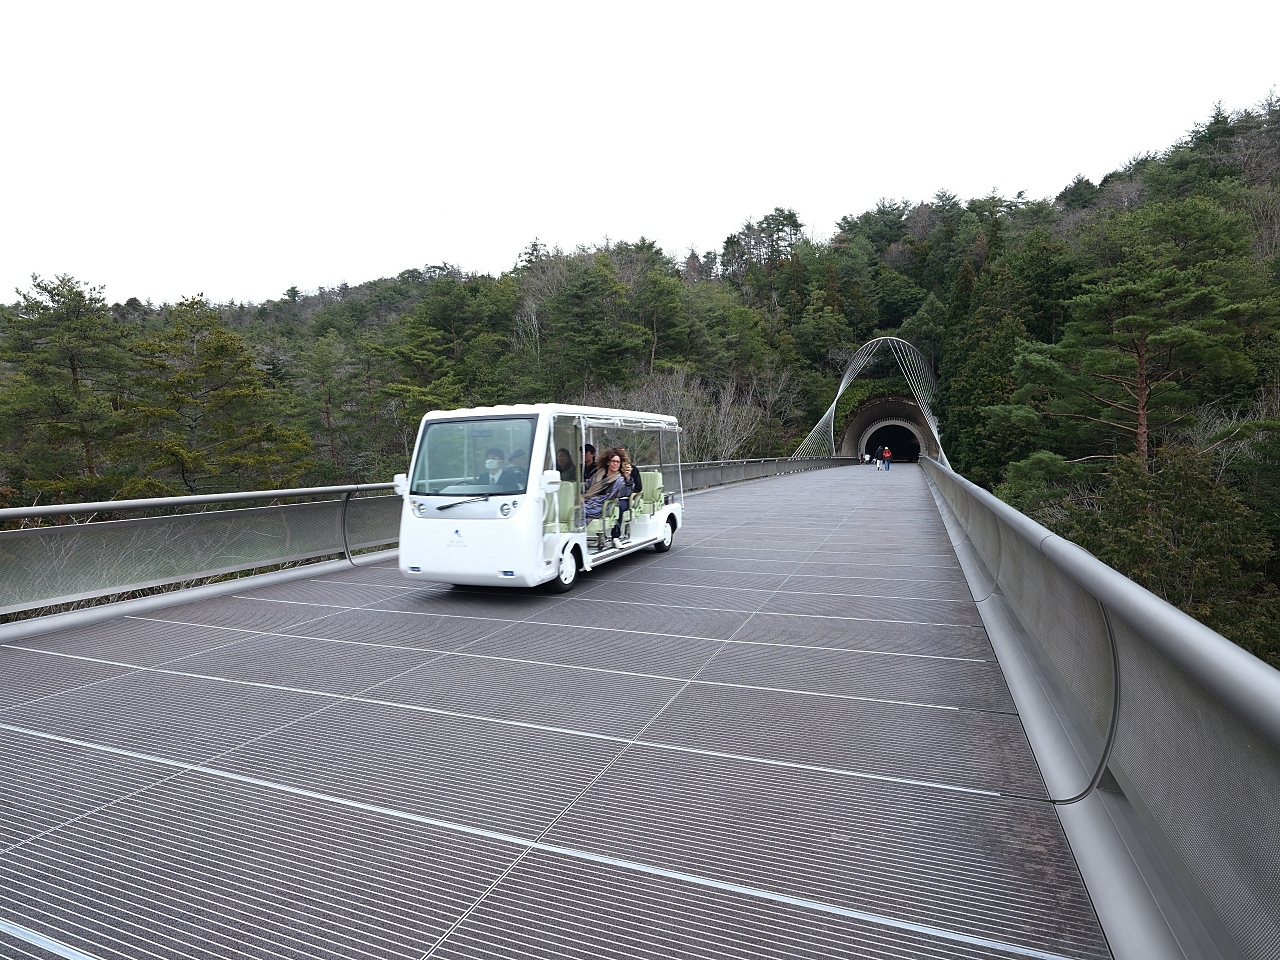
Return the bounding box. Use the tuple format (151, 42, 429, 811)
(791, 337, 949, 466)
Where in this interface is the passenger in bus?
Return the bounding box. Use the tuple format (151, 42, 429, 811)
(583, 449, 626, 522)
(582, 444, 598, 483)
(556, 447, 576, 481)
(614, 448, 642, 539)
(616, 447, 643, 498)
(470, 448, 520, 490)
(508, 448, 530, 485)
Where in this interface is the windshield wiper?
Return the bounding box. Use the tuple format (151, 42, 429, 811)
(435, 496, 490, 511)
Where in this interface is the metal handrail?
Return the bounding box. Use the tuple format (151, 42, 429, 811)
(0, 465, 837, 522)
(1, 460, 858, 617)
(670, 460, 849, 471)
(923, 458, 1280, 751)
(0, 483, 402, 617)
(0, 482, 395, 523)
(922, 456, 1280, 960)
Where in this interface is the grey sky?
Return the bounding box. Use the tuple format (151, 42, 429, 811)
(2, 0, 1277, 305)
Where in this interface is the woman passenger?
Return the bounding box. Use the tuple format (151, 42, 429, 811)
(616, 447, 643, 498)
(583, 449, 627, 527)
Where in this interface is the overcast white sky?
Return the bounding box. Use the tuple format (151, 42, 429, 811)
(2, 1, 1277, 305)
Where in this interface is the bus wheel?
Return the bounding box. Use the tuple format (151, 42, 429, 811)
(549, 546, 578, 592)
(654, 518, 676, 553)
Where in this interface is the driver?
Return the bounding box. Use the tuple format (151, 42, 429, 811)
(471, 448, 518, 489)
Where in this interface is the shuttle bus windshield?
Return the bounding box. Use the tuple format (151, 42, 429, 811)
(410, 416, 536, 496)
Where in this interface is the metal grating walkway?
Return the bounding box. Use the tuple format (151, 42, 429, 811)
(0, 465, 1110, 960)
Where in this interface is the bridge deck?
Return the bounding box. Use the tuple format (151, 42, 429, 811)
(0, 466, 1109, 960)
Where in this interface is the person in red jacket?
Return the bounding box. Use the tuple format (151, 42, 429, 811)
(883, 446, 892, 471)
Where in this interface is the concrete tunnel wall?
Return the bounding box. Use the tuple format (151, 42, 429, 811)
(836, 396, 941, 460)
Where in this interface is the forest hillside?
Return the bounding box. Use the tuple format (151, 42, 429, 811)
(3, 96, 1279, 662)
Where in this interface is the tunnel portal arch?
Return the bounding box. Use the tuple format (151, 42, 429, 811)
(837, 397, 941, 461)
(792, 337, 949, 465)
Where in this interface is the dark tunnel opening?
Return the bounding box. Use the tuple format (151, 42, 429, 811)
(864, 424, 921, 463)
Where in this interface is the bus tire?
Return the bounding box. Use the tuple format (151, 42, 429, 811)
(654, 517, 676, 553)
(549, 546, 579, 592)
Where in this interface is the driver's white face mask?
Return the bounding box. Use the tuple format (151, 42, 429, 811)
(485, 459, 500, 471)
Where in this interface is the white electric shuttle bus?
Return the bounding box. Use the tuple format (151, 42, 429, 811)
(392, 404, 684, 591)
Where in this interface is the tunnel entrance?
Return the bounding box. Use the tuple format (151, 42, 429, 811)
(865, 424, 921, 463)
(838, 397, 941, 461)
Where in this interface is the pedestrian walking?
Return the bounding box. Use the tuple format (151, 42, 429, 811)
(883, 446, 892, 471)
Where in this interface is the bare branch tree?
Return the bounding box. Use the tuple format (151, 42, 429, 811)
(513, 248, 571, 357)
(582, 369, 764, 462)
(1170, 378, 1280, 481)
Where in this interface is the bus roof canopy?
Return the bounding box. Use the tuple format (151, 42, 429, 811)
(421, 404, 681, 432)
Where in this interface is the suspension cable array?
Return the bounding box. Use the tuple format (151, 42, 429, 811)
(790, 336, 949, 466)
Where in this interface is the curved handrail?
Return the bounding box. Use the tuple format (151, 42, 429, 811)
(922, 454, 1280, 960)
(0, 482, 396, 523)
(925, 457, 1280, 751)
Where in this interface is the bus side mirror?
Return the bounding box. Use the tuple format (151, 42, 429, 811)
(541, 469, 562, 492)
(393, 474, 408, 496)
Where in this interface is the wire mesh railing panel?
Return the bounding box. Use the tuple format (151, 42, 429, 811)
(0, 501, 344, 614)
(961, 481, 1002, 575)
(997, 516, 1115, 745)
(2, 463, 860, 618)
(345, 495, 402, 550)
(1106, 613, 1280, 960)
(921, 455, 1280, 959)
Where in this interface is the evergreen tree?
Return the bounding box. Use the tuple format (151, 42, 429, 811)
(0, 275, 136, 502)
(540, 252, 646, 397)
(380, 305, 466, 419)
(1064, 447, 1279, 666)
(634, 270, 686, 375)
(898, 293, 947, 372)
(937, 265, 1030, 486)
(1009, 198, 1255, 463)
(946, 259, 977, 330)
(1006, 228, 1081, 344)
(128, 297, 311, 494)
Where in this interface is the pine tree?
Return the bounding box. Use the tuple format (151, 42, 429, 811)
(127, 297, 311, 494)
(0, 275, 136, 503)
(1018, 199, 1254, 463)
(1064, 447, 1280, 666)
(937, 265, 1030, 486)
